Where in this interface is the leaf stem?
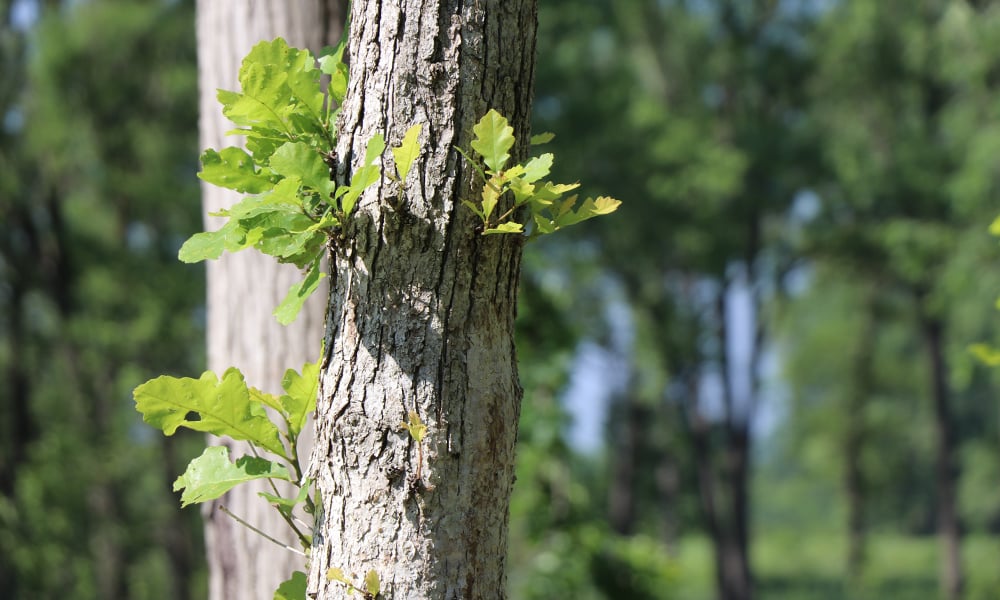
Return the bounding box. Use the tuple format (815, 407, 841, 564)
(218, 505, 306, 556)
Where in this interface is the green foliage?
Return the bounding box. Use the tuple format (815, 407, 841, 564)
(133, 33, 622, 599)
(461, 109, 621, 237)
(178, 37, 422, 325)
(399, 410, 428, 443)
(134, 358, 320, 509)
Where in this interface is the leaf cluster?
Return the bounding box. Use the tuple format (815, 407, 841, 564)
(133, 360, 320, 538)
(461, 109, 621, 237)
(177, 38, 421, 324)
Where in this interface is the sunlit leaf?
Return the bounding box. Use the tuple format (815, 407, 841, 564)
(199, 147, 275, 193)
(280, 359, 320, 438)
(134, 368, 286, 457)
(392, 123, 422, 182)
(177, 219, 242, 263)
(520, 153, 553, 183)
(274, 255, 326, 325)
(529, 132, 555, 145)
(471, 109, 514, 173)
(364, 570, 380, 597)
(327, 567, 352, 585)
(173, 446, 291, 507)
(269, 141, 335, 198)
(484, 222, 524, 235)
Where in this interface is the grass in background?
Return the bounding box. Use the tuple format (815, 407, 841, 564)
(671, 534, 1000, 600)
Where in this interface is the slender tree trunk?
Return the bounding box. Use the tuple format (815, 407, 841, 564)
(608, 380, 641, 535)
(713, 283, 754, 600)
(723, 423, 752, 600)
(845, 291, 876, 588)
(195, 2, 346, 599)
(921, 316, 964, 600)
(306, 1, 537, 597)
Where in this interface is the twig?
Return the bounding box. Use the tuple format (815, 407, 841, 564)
(218, 505, 306, 557)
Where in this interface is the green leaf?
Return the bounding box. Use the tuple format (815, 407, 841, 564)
(338, 135, 385, 216)
(327, 567, 352, 586)
(484, 222, 524, 235)
(177, 219, 242, 263)
(259, 481, 311, 516)
(249, 387, 284, 414)
(480, 178, 502, 221)
(319, 42, 349, 105)
(282, 46, 325, 119)
(531, 181, 580, 204)
(280, 359, 320, 438)
(364, 133, 387, 167)
(399, 411, 428, 443)
(461, 199, 485, 220)
(529, 132, 555, 145)
(221, 40, 294, 131)
(274, 255, 326, 325)
(134, 368, 286, 457)
(392, 124, 422, 183)
(173, 446, 291, 507)
(508, 177, 536, 205)
(520, 153, 553, 183)
(471, 109, 515, 173)
(555, 195, 622, 228)
(274, 571, 308, 600)
(269, 142, 335, 198)
(364, 570, 380, 597)
(199, 147, 275, 194)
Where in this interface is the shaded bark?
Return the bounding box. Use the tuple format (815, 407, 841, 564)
(307, 1, 537, 597)
(921, 315, 963, 600)
(195, 2, 346, 599)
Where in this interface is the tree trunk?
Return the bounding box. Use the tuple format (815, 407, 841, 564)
(722, 424, 752, 600)
(713, 283, 754, 600)
(195, 2, 346, 599)
(608, 380, 641, 535)
(306, 1, 537, 597)
(921, 316, 964, 600)
(844, 291, 876, 588)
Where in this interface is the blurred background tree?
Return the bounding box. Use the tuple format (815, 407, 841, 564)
(3, 0, 1000, 599)
(0, 0, 205, 599)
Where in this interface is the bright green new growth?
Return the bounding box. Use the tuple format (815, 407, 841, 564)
(461, 108, 621, 237)
(177, 37, 422, 325)
(327, 567, 381, 599)
(399, 410, 427, 443)
(133, 358, 321, 569)
(136, 37, 621, 600)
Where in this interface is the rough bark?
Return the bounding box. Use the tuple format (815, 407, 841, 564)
(306, 1, 537, 598)
(195, 2, 345, 599)
(921, 316, 964, 600)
